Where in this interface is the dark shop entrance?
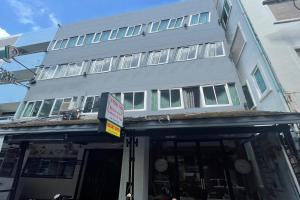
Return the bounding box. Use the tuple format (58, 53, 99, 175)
(79, 149, 123, 200)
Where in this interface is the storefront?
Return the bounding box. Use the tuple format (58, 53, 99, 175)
(0, 111, 300, 200)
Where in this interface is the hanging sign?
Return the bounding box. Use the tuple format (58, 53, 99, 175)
(98, 92, 124, 138)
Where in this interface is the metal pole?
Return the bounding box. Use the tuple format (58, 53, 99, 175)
(12, 58, 36, 75)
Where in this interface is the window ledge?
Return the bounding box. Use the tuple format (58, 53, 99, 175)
(274, 17, 300, 24)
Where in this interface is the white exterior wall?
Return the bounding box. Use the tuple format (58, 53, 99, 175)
(241, 0, 300, 112)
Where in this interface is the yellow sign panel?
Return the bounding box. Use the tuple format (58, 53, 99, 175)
(106, 120, 121, 138)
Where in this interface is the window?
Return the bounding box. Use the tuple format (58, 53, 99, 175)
(109, 29, 118, 40)
(53, 64, 68, 78)
(116, 27, 128, 39)
(22, 101, 42, 117)
(176, 45, 199, 61)
(189, 12, 210, 26)
(65, 62, 83, 77)
(148, 49, 170, 65)
(38, 99, 55, 117)
(53, 40, 62, 50)
(204, 42, 225, 57)
(48, 40, 56, 51)
(221, 0, 232, 27)
(264, 0, 300, 21)
(228, 83, 240, 105)
(100, 30, 111, 42)
(39, 66, 56, 80)
(66, 36, 78, 48)
(60, 39, 68, 49)
(242, 84, 255, 109)
(158, 89, 183, 110)
(22, 158, 77, 179)
(182, 87, 200, 108)
(83, 96, 100, 113)
(122, 92, 146, 111)
(90, 58, 112, 73)
(76, 35, 85, 46)
(51, 98, 72, 115)
(168, 17, 184, 29)
(126, 25, 142, 37)
(201, 85, 230, 106)
(253, 66, 268, 95)
(84, 33, 95, 45)
(119, 53, 141, 69)
(230, 26, 246, 64)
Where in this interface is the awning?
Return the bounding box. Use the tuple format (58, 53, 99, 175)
(1, 111, 300, 142)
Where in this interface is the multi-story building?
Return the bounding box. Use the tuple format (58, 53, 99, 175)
(0, 0, 300, 200)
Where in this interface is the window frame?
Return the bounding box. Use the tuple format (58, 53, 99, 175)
(200, 84, 233, 107)
(230, 25, 246, 65)
(148, 49, 170, 66)
(121, 91, 147, 112)
(49, 97, 74, 116)
(251, 65, 271, 100)
(221, 0, 232, 28)
(89, 57, 113, 74)
(21, 100, 44, 119)
(189, 12, 211, 26)
(125, 24, 143, 37)
(82, 95, 101, 114)
(176, 45, 199, 61)
(158, 88, 184, 110)
(167, 17, 184, 30)
(119, 53, 142, 70)
(243, 80, 257, 110)
(75, 35, 86, 46)
(204, 42, 226, 58)
(92, 32, 102, 43)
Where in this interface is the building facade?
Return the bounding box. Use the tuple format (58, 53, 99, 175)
(0, 0, 300, 200)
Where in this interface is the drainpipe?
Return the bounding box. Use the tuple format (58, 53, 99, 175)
(236, 0, 291, 113)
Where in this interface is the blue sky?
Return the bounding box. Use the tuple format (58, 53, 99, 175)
(0, 0, 182, 104)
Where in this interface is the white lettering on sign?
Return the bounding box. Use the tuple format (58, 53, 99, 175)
(105, 94, 124, 127)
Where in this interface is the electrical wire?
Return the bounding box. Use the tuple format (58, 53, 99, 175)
(293, 0, 300, 10)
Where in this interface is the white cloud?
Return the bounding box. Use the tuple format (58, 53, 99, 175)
(0, 27, 10, 38)
(6, 0, 61, 30)
(7, 0, 35, 25)
(48, 13, 60, 26)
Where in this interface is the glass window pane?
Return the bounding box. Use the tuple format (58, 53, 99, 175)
(120, 56, 131, 69)
(151, 22, 159, 32)
(91, 59, 103, 73)
(168, 19, 177, 29)
(83, 97, 94, 113)
(84, 33, 95, 45)
(228, 83, 240, 105)
(208, 43, 216, 57)
(171, 90, 181, 107)
(60, 98, 72, 111)
(133, 25, 141, 36)
(242, 85, 254, 109)
(110, 29, 118, 40)
(60, 39, 68, 49)
(31, 101, 42, 117)
(126, 26, 135, 37)
(66, 36, 78, 48)
(102, 58, 111, 72)
(134, 92, 144, 110)
(42, 67, 56, 79)
(113, 93, 121, 102)
(200, 12, 209, 24)
(39, 99, 55, 117)
(151, 90, 158, 111)
(254, 68, 267, 94)
(66, 63, 82, 76)
(53, 64, 68, 78)
(149, 52, 160, 65)
(216, 42, 224, 56)
(100, 30, 111, 42)
(131, 54, 140, 68)
(203, 87, 217, 105)
(160, 90, 170, 109)
(175, 17, 184, 28)
(116, 27, 127, 39)
(92, 96, 100, 113)
(188, 45, 198, 60)
(158, 19, 170, 31)
(159, 50, 168, 64)
(93, 33, 101, 43)
(124, 93, 134, 110)
(51, 99, 63, 115)
(23, 102, 34, 117)
(215, 85, 229, 104)
(190, 14, 199, 25)
(76, 35, 85, 46)
(53, 40, 62, 49)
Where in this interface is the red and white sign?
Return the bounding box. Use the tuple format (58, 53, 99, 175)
(105, 94, 124, 127)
